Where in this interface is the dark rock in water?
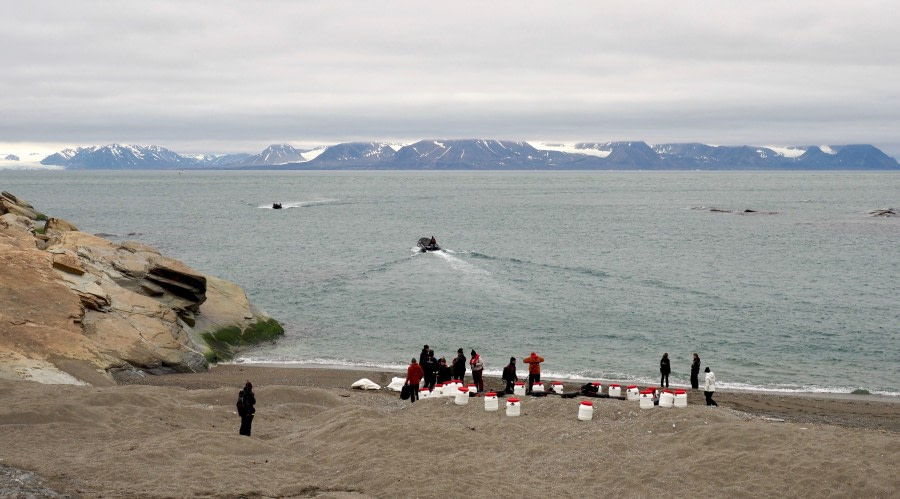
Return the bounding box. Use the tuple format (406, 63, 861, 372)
(744, 209, 757, 213)
(851, 388, 871, 395)
(868, 209, 896, 217)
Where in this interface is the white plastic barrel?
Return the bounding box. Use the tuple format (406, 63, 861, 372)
(639, 390, 655, 409)
(506, 397, 521, 416)
(513, 382, 526, 396)
(419, 387, 430, 399)
(432, 384, 444, 397)
(466, 384, 477, 395)
(484, 392, 499, 411)
(608, 384, 621, 397)
(532, 382, 545, 394)
(659, 389, 674, 408)
(577, 400, 594, 421)
(455, 386, 469, 405)
(444, 381, 459, 397)
(551, 381, 564, 394)
(626, 385, 640, 401)
(591, 382, 602, 394)
(674, 389, 688, 408)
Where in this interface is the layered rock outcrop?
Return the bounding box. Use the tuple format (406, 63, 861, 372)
(0, 191, 283, 385)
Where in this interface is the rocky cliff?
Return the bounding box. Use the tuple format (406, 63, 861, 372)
(0, 191, 283, 386)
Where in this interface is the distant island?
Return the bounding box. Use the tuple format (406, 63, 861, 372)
(38, 140, 900, 170)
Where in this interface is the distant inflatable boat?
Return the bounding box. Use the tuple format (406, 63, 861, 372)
(417, 237, 440, 252)
(272, 203, 282, 209)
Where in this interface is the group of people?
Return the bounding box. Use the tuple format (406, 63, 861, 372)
(238, 349, 719, 435)
(403, 345, 487, 402)
(404, 346, 549, 402)
(405, 347, 719, 406)
(660, 352, 717, 406)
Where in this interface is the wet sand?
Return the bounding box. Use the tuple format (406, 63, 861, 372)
(0, 364, 897, 498)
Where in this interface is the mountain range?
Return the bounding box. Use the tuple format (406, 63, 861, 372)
(38, 140, 900, 170)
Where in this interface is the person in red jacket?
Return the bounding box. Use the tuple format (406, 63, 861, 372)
(405, 358, 424, 403)
(523, 352, 544, 395)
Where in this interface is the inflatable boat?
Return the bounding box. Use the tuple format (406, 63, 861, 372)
(417, 237, 440, 252)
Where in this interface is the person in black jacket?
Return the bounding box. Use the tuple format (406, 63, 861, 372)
(452, 348, 467, 384)
(501, 357, 518, 394)
(422, 350, 439, 390)
(690, 353, 701, 389)
(660, 353, 671, 388)
(437, 357, 452, 384)
(237, 381, 256, 436)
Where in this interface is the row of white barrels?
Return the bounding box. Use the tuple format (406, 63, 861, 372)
(414, 381, 689, 419)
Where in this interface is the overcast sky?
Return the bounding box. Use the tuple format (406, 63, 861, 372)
(2, 0, 899, 157)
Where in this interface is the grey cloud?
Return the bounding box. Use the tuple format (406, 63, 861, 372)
(1, 1, 899, 157)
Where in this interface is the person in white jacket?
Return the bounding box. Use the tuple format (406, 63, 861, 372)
(704, 367, 718, 406)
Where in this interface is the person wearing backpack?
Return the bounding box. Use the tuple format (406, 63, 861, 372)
(236, 381, 256, 436)
(659, 352, 671, 388)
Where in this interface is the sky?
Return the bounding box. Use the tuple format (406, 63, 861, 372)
(2, 0, 899, 160)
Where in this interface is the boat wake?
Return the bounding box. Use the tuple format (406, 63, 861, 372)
(258, 198, 340, 209)
(466, 251, 608, 279)
(432, 250, 491, 276)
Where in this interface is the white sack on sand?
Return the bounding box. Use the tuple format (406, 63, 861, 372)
(350, 378, 381, 390)
(386, 377, 407, 392)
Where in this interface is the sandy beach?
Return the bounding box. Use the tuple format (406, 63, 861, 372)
(1, 364, 898, 498)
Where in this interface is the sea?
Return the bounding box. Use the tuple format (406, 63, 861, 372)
(3, 170, 898, 396)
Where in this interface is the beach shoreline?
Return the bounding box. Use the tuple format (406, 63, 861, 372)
(259, 361, 898, 400)
(230, 360, 900, 399)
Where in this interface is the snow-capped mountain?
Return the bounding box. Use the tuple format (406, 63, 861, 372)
(384, 139, 570, 169)
(41, 144, 197, 169)
(310, 142, 396, 165)
(239, 144, 306, 167)
(3, 154, 19, 161)
(37, 141, 899, 170)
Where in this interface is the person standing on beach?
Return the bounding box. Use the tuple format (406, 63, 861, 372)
(690, 353, 701, 389)
(437, 356, 452, 384)
(405, 358, 424, 403)
(419, 344, 430, 366)
(469, 349, 484, 392)
(660, 353, 671, 388)
(501, 357, 518, 394)
(523, 352, 544, 394)
(422, 350, 438, 390)
(236, 381, 256, 436)
(704, 367, 718, 406)
(452, 348, 467, 384)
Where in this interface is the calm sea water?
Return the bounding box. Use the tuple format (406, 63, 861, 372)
(4, 170, 898, 395)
